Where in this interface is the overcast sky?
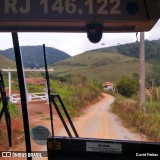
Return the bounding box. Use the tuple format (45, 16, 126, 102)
(0, 20, 160, 56)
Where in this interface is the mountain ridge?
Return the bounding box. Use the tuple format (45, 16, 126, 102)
(0, 46, 71, 68)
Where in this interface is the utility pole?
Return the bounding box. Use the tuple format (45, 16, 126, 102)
(139, 32, 146, 112)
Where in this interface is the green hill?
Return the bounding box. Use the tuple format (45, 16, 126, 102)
(0, 46, 71, 68)
(0, 55, 15, 69)
(52, 51, 151, 82)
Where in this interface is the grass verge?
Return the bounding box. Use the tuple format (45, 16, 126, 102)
(112, 98, 160, 142)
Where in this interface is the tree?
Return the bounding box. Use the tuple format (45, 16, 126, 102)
(116, 75, 137, 98)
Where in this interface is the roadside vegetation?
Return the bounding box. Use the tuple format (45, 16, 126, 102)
(112, 72, 160, 142)
(49, 74, 102, 116)
(112, 97, 160, 142)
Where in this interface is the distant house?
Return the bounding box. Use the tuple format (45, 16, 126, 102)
(103, 82, 114, 91)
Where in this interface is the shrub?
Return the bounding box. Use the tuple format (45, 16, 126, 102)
(115, 75, 138, 98)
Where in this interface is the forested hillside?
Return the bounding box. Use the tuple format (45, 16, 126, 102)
(0, 46, 71, 68)
(92, 39, 160, 61)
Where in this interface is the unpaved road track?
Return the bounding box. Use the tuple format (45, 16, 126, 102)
(58, 93, 146, 141)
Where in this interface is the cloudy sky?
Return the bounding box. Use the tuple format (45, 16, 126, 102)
(0, 20, 160, 56)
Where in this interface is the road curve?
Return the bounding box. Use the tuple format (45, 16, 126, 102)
(57, 93, 146, 141)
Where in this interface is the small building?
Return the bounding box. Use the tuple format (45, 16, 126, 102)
(103, 82, 114, 91)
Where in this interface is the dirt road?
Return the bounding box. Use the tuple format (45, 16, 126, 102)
(58, 93, 146, 141)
